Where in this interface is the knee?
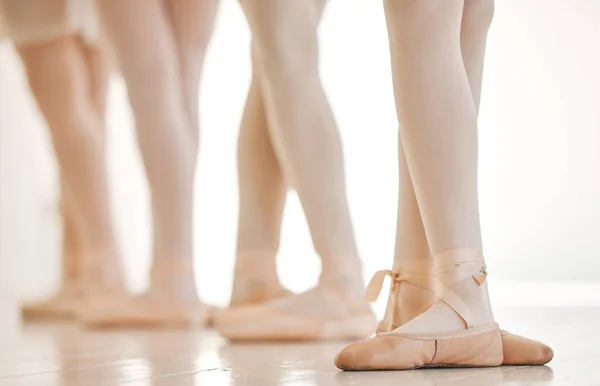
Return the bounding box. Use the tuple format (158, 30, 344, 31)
(244, 4, 319, 76)
(255, 31, 319, 77)
(25, 63, 92, 133)
(383, 0, 466, 42)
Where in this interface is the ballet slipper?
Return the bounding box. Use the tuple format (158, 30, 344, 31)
(204, 279, 292, 328)
(229, 279, 292, 307)
(501, 330, 554, 365)
(20, 286, 80, 321)
(79, 259, 208, 329)
(215, 283, 377, 342)
(368, 266, 553, 366)
(335, 252, 503, 370)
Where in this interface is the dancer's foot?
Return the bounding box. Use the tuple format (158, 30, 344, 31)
(230, 278, 291, 307)
(21, 285, 80, 321)
(501, 331, 554, 365)
(206, 254, 291, 326)
(229, 253, 290, 307)
(335, 249, 553, 370)
(336, 249, 502, 370)
(79, 259, 207, 329)
(22, 250, 126, 321)
(215, 278, 376, 342)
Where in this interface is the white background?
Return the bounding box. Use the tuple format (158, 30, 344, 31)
(1, 0, 599, 310)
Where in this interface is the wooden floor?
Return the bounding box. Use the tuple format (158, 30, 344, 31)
(0, 306, 597, 386)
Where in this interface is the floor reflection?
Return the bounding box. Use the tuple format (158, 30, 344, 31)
(4, 307, 599, 386)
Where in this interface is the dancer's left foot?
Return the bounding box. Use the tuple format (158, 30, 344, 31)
(339, 250, 553, 370)
(215, 278, 377, 342)
(21, 286, 80, 321)
(335, 249, 503, 370)
(79, 259, 208, 329)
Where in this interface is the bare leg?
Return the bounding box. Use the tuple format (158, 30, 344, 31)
(240, 0, 362, 293)
(17, 36, 123, 303)
(231, 45, 289, 306)
(84, 0, 216, 327)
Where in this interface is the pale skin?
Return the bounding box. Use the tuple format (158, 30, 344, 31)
(88, 0, 218, 325)
(16, 35, 124, 311)
(232, 0, 364, 305)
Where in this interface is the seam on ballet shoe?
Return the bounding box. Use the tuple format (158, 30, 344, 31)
(429, 340, 439, 364)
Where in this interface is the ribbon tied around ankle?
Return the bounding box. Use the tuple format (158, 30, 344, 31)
(434, 260, 489, 328)
(364, 270, 433, 303)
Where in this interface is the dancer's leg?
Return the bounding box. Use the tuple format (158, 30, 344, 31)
(164, 0, 219, 152)
(164, 0, 219, 319)
(382, 0, 494, 336)
(215, 0, 375, 341)
(17, 36, 123, 297)
(98, 0, 195, 265)
(240, 0, 362, 292)
(380, 0, 495, 331)
(56, 37, 111, 291)
(85, 0, 212, 327)
(231, 45, 289, 306)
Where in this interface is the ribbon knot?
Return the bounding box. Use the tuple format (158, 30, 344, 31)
(473, 266, 487, 285)
(364, 270, 396, 303)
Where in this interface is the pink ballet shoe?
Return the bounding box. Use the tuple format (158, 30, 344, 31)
(79, 259, 208, 329)
(501, 330, 554, 365)
(362, 263, 553, 367)
(215, 284, 376, 341)
(335, 253, 503, 370)
(21, 287, 80, 321)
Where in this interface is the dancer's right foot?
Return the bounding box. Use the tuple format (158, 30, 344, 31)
(336, 251, 553, 370)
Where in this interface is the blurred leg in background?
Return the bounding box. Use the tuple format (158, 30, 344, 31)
(82, 0, 218, 328)
(215, 0, 376, 342)
(1, 0, 125, 320)
(229, 44, 290, 307)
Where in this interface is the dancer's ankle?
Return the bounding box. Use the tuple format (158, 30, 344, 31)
(234, 251, 278, 282)
(149, 258, 199, 303)
(319, 256, 365, 299)
(433, 248, 495, 326)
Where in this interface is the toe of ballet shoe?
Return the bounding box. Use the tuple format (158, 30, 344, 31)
(20, 294, 79, 321)
(501, 331, 554, 365)
(21, 303, 75, 321)
(215, 305, 322, 341)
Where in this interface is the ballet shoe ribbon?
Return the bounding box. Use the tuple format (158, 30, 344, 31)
(434, 253, 488, 328)
(473, 266, 487, 285)
(364, 270, 433, 303)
